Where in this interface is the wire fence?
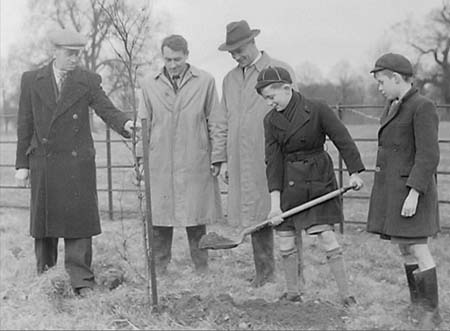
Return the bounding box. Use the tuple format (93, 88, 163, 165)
(1, 104, 449, 232)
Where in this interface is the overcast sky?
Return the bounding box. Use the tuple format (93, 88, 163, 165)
(1, 0, 444, 84)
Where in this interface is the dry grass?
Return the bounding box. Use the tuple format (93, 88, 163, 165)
(1, 205, 449, 330)
(1, 123, 450, 330)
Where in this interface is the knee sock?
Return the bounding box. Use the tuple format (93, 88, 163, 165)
(327, 247, 350, 298)
(281, 248, 299, 295)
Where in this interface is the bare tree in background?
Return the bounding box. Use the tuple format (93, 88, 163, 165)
(100, 0, 161, 307)
(402, 0, 450, 112)
(329, 60, 364, 105)
(15, 0, 166, 128)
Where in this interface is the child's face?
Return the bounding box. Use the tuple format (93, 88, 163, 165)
(374, 71, 400, 100)
(260, 84, 292, 111)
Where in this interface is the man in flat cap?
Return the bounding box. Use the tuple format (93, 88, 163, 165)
(15, 28, 137, 297)
(367, 53, 441, 329)
(209, 20, 304, 290)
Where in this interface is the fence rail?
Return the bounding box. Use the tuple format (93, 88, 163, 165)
(1, 104, 450, 231)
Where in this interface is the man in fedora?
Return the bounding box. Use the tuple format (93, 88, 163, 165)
(210, 20, 304, 290)
(15, 28, 137, 297)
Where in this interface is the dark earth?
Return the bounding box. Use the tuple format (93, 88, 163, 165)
(159, 291, 346, 330)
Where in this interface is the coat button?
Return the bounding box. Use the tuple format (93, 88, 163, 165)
(288, 181, 295, 186)
(73, 114, 78, 120)
(375, 166, 381, 172)
(42, 138, 48, 144)
(72, 151, 78, 157)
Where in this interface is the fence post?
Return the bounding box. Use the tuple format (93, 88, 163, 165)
(106, 126, 113, 220)
(336, 104, 344, 234)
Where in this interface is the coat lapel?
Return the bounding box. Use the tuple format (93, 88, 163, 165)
(379, 88, 418, 133)
(52, 67, 89, 121)
(34, 63, 57, 110)
(269, 110, 291, 132)
(283, 94, 310, 144)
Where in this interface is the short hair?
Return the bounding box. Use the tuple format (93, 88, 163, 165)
(161, 34, 189, 54)
(375, 69, 413, 83)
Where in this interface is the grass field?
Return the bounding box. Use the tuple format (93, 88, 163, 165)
(0, 122, 450, 330)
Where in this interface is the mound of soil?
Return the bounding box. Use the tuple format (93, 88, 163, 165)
(159, 291, 346, 330)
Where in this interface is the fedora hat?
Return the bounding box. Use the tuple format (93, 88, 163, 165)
(218, 20, 260, 51)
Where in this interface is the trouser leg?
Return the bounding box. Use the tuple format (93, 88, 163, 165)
(35, 237, 58, 274)
(64, 238, 95, 290)
(152, 226, 173, 273)
(186, 225, 208, 272)
(250, 226, 275, 287)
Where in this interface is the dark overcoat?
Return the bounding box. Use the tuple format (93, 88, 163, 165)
(15, 62, 130, 239)
(264, 91, 365, 229)
(367, 88, 440, 238)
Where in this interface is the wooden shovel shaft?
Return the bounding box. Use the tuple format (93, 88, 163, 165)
(281, 185, 354, 219)
(241, 186, 354, 238)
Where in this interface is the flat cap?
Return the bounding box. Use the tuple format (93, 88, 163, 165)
(255, 66, 292, 93)
(48, 28, 87, 50)
(370, 53, 413, 76)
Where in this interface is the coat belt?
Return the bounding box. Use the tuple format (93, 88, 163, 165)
(285, 147, 324, 162)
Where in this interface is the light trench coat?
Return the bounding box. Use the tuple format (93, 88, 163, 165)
(138, 65, 223, 227)
(210, 52, 296, 227)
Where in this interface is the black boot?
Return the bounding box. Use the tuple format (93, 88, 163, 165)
(187, 225, 208, 273)
(404, 264, 420, 321)
(414, 267, 442, 330)
(152, 226, 173, 275)
(250, 226, 275, 288)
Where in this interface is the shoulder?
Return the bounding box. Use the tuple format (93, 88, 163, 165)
(21, 70, 37, 82)
(263, 109, 276, 125)
(304, 96, 332, 112)
(223, 66, 240, 82)
(407, 92, 437, 115)
(190, 65, 215, 83)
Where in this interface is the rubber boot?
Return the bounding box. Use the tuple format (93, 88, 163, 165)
(187, 225, 208, 273)
(250, 226, 275, 288)
(152, 226, 173, 275)
(327, 247, 356, 307)
(404, 264, 420, 319)
(414, 267, 442, 330)
(279, 250, 302, 302)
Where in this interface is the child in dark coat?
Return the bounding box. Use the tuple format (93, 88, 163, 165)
(256, 66, 365, 306)
(368, 53, 441, 329)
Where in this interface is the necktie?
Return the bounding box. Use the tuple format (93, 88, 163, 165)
(172, 75, 180, 91)
(58, 71, 68, 93)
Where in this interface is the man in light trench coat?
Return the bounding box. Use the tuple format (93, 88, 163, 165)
(14, 28, 137, 296)
(210, 20, 304, 287)
(137, 35, 223, 274)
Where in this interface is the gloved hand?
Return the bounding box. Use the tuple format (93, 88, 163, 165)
(15, 168, 30, 187)
(267, 208, 284, 226)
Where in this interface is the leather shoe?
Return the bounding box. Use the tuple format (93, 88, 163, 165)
(75, 287, 93, 297)
(278, 292, 303, 303)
